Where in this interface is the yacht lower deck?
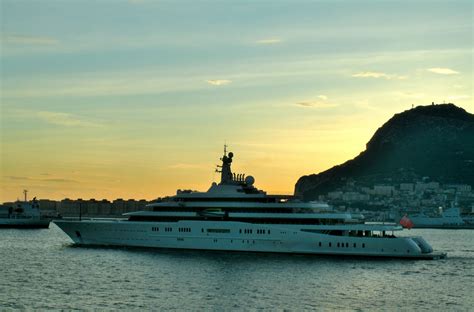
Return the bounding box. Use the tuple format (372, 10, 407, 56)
(54, 219, 446, 259)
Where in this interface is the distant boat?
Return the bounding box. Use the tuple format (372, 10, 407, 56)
(55, 147, 446, 259)
(0, 193, 51, 229)
(408, 207, 473, 229)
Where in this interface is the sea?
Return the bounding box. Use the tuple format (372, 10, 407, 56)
(0, 225, 472, 311)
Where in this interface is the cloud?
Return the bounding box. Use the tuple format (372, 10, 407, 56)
(5, 176, 77, 183)
(295, 96, 338, 108)
(427, 68, 459, 75)
(256, 38, 282, 45)
(42, 178, 78, 183)
(351, 71, 406, 80)
(206, 79, 231, 86)
(2, 34, 59, 46)
(6, 176, 32, 181)
(394, 91, 425, 99)
(37, 111, 103, 128)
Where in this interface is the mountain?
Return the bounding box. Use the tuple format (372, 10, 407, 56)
(295, 103, 474, 200)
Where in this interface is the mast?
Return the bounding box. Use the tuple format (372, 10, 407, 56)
(218, 145, 233, 184)
(23, 189, 28, 202)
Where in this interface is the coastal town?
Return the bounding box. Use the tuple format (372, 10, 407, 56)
(316, 179, 474, 222)
(1, 178, 473, 223)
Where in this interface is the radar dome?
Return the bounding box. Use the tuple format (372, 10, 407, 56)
(245, 175, 255, 186)
(228, 152, 234, 158)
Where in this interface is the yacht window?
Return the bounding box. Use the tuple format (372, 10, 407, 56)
(337, 243, 340, 247)
(346, 243, 349, 248)
(239, 229, 242, 234)
(353, 243, 356, 248)
(207, 229, 230, 233)
(318, 242, 322, 247)
(329, 242, 332, 247)
(362, 243, 365, 248)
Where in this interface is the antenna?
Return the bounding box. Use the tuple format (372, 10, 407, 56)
(23, 189, 28, 202)
(224, 143, 227, 156)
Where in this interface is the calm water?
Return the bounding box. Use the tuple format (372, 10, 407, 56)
(0, 225, 473, 310)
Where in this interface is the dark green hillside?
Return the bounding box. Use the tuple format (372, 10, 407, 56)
(295, 103, 474, 200)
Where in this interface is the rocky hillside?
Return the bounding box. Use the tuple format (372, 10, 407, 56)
(295, 103, 474, 200)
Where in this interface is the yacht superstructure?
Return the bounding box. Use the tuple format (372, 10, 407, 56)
(54, 148, 446, 259)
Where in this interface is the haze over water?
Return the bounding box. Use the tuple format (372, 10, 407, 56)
(0, 226, 472, 310)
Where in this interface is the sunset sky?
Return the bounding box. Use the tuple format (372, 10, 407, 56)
(1, 0, 472, 202)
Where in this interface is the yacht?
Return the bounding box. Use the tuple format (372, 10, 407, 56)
(54, 148, 446, 259)
(0, 191, 51, 229)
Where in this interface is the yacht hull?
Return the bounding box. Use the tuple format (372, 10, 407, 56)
(54, 219, 446, 259)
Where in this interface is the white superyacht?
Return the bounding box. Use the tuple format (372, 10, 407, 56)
(54, 148, 446, 259)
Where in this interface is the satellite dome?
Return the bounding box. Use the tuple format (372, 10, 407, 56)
(245, 175, 255, 186)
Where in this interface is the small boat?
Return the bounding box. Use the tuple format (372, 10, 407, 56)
(0, 191, 51, 229)
(408, 206, 474, 229)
